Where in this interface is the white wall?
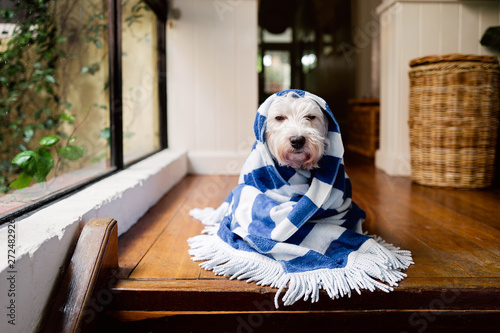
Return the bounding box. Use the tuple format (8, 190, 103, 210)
(167, 0, 258, 175)
(376, 0, 500, 176)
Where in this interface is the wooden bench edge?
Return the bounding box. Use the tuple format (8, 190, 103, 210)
(40, 218, 119, 333)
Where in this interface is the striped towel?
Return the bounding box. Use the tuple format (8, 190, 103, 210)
(188, 89, 413, 307)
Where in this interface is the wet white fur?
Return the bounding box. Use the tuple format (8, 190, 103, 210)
(265, 92, 329, 170)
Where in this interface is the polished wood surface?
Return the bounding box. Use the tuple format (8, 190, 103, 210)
(105, 156, 500, 331)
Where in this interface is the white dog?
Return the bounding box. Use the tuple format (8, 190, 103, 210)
(265, 92, 329, 170)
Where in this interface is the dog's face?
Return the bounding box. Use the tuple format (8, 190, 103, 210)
(265, 96, 329, 170)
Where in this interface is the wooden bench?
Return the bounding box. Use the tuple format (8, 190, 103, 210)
(42, 218, 119, 332)
(43, 156, 500, 332)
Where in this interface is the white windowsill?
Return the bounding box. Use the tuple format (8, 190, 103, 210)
(0, 148, 188, 333)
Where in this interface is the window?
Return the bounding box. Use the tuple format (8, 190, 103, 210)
(122, 0, 162, 164)
(262, 49, 291, 94)
(258, 27, 293, 103)
(0, 0, 167, 223)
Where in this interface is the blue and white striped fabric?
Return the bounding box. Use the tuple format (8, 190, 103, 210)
(188, 90, 413, 307)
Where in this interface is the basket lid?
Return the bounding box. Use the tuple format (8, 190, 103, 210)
(409, 53, 499, 67)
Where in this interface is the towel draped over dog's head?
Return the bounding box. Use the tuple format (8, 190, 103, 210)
(188, 89, 413, 307)
(237, 89, 366, 242)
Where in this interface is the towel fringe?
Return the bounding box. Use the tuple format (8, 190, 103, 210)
(188, 234, 413, 308)
(189, 203, 229, 229)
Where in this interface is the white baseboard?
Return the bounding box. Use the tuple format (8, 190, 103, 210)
(375, 149, 411, 176)
(188, 150, 248, 175)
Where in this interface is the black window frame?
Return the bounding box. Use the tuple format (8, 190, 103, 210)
(0, 0, 168, 225)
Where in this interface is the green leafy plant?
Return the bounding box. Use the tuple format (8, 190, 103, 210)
(481, 26, 500, 50)
(9, 111, 87, 190)
(0, 0, 64, 193)
(0, 0, 109, 193)
(124, 0, 151, 27)
(1, 0, 149, 195)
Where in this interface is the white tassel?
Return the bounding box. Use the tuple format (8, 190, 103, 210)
(187, 234, 413, 308)
(189, 207, 216, 223)
(190, 202, 230, 228)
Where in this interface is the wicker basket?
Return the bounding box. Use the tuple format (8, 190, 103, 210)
(408, 54, 500, 188)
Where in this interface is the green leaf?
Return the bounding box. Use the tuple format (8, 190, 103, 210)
(81, 63, 100, 75)
(39, 135, 60, 147)
(1, 8, 14, 20)
(44, 118, 54, 129)
(12, 150, 35, 169)
(23, 125, 34, 142)
(93, 103, 107, 110)
(57, 145, 84, 161)
(56, 131, 68, 139)
(99, 128, 110, 140)
(33, 148, 53, 182)
(60, 112, 75, 123)
(12, 148, 54, 183)
(61, 101, 72, 111)
(45, 75, 56, 84)
(9, 172, 33, 190)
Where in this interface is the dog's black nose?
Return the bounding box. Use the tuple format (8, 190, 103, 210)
(290, 136, 305, 149)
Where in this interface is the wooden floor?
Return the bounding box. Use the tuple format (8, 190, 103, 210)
(102, 155, 500, 332)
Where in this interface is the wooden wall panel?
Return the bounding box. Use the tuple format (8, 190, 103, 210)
(460, 4, 481, 54)
(236, 1, 259, 155)
(441, 3, 460, 54)
(167, 0, 257, 173)
(167, 0, 197, 151)
(420, 4, 441, 56)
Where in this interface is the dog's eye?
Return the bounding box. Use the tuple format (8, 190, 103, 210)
(306, 115, 316, 121)
(275, 116, 285, 121)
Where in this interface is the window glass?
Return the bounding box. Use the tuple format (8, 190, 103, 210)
(122, 0, 160, 164)
(0, 0, 111, 218)
(263, 50, 291, 94)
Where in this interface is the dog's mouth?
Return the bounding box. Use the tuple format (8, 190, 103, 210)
(284, 150, 311, 169)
